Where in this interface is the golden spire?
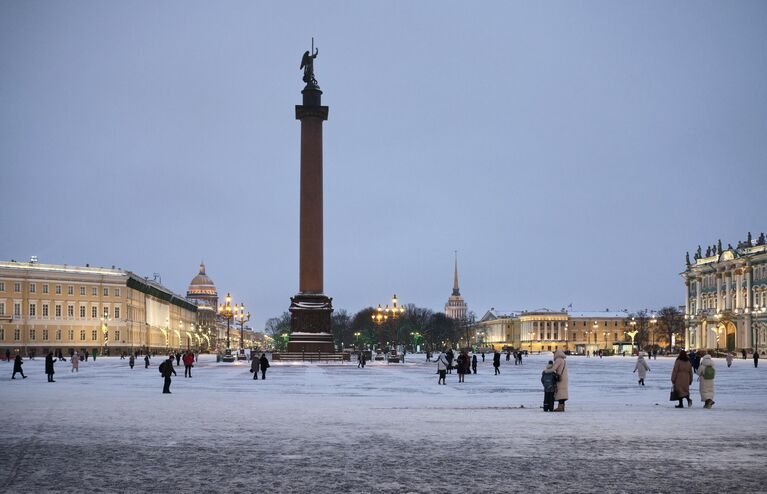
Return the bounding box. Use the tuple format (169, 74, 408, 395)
(452, 251, 460, 296)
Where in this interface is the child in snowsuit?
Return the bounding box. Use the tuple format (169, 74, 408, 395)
(541, 361, 557, 412)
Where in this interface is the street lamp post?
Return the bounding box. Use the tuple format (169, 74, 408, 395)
(371, 305, 388, 352)
(385, 294, 405, 355)
(218, 292, 234, 350)
(234, 303, 250, 355)
(354, 331, 361, 352)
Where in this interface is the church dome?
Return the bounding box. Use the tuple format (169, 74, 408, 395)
(187, 262, 217, 296)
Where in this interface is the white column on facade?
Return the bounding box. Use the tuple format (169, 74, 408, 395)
(746, 268, 752, 309)
(716, 273, 723, 311)
(685, 281, 690, 315)
(556, 321, 561, 340)
(696, 278, 702, 314)
(724, 272, 731, 310)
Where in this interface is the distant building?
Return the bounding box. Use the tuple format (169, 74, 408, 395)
(186, 262, 219, 349)
(682, 232, 767, 352)
(444, 253, 468, 319)
(477, 308, 638, 354)
(0, 259, 197, 355)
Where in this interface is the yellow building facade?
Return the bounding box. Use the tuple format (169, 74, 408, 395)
(0, 260, 197, 356)
(478, 309, 638, 354)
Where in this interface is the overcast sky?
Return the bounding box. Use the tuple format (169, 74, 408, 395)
(2, 1, 765, 329)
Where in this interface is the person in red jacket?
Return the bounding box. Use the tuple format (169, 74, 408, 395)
(182, 351, 194, 378)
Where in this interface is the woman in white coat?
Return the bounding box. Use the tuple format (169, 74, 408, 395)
(633, 353, 650, 386)
(71, 352, 79, 372)
(552, 349, 569, 412)
(697, 354, 716, 409)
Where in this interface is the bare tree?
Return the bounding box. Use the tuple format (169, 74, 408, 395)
(264, 312, 292, 351)
(656, 306, 685, 349)
(624, 310, 651, 351)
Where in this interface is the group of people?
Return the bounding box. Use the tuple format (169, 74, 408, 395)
(671, 350, 717, 409)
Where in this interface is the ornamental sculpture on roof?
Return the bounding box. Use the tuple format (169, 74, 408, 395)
(300, 40, 319, 86)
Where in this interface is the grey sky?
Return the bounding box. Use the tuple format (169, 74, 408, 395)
(2, 1, 765, 329)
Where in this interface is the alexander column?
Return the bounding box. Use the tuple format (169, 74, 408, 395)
(287, 42, 335, 353)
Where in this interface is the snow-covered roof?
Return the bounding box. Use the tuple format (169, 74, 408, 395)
(568, 311, 631, 319)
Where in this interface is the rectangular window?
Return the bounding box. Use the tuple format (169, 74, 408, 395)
(14, 303, 21, 317)
(0, 302, 4, 316)
(114, 288, 120, 297)
(114, 330, 120, 342)
(29, 303, 36, 317)
(55, 285, 61, 294)
(0, 328, 4, 341)
(14, 329, 20, 341)
(56, 329, 62, 341)
(80, 306, 86, 318)
(103, 287, 109, 297)
(42, 284, 48, 294)
(103, 306, 109, 318)
(55, 305, 62, 317)
(92, 306, 97, 318)
(92, 287, 97, 296)
(67, 305, 74, 317)
(29, 329, 36, 341)
(29, 283, 36, 293)
(68, 286, 74, 295)
(91, 330, 98, 341)
(80, 330, 86, 341)
(67, 329, 73, 341)
(114, 307, 120, 319)
(14, 282, 21, 292)
(42, 329, 49, 341)
(80, 286, 86, 296)
(42, 304, 49, 317)
(0, 281, 4, 291)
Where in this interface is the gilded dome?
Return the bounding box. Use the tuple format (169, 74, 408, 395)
(187, 262, 217, 296)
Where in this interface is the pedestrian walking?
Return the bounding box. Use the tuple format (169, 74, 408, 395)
(357, 352, 366, 368)
(471, 354, 477, 374)
(11, 355, 26, 379)
(456, 351, 468, 383)
(755, 351, 760, 368)
(160, 355, 176, 394)
(84, 351, 88, 362)
(71, 352, 79, 373)
(144, 354, 150, 369)
(436, 351, 448, 385)
(250, 354, 259, 380)
(183, 351, 194, 378)
(481, 352, 485, 362)
(91, 349, 97, 361)
(541, 360, 557, 412)
(129, 354, 135, 369)
(259, 353, 270, 379)
(4, 348, 9, 362)
(45, 351, 56, 382)
(518, 352, 523, 365)
(671, 350, 693, 408)
(690, 351, 701, 374)
(175, 352, 181, 367)
(552, 349, 569, 412)
(697, 354, 716, 409)
(493, 350, 501, 375)
(633, 352, 650, 386)
(506, 349, 511, 362)
(445, 349, 454, 374)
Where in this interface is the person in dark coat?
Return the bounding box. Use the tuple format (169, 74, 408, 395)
(493, 351, 501, 375)
(481, 352, 485, 362)
(755, 351, 760, 368)
(541, 360, 557, 412)
(456, 351, 468, 383)
(11, 355, 26, 379)
(671, 350, 693, 408)
(129, 354, 135, 369)
(160, 355, 176, 393)
(259, 353, 270, 380)
(445, 349, 454, 374)
(175, 352, 181, 367)
(471, 354, 478, 374)
(5, 348, 10, 362)
(45, 352, 56, 382)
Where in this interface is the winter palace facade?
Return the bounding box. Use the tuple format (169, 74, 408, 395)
(682, 233, 767, 353)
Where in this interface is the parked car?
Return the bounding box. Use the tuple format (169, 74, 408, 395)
(222, 349, 236, 363)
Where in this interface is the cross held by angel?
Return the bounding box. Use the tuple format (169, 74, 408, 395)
(301, 47, 319, 85)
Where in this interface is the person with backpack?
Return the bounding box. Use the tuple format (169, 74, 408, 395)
(493, 350, 501, 375)
(552, 349, 569, 412)
(541, 360, 558, 412)
(159, 355, 176, 394)
(258, 353, 270, 380)
(697, 354, 716, 409)
(435, 351, 448, 385)
(633, 352, 650, 386)
(11, 355, 26, 379)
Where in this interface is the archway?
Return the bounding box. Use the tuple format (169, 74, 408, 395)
(725, 321, 737, 351)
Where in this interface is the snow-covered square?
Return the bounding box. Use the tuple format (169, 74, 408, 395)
(2, 353, 766, 493)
